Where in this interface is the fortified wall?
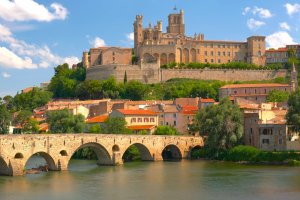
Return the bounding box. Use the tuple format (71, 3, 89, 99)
(86, 64, 287, 83)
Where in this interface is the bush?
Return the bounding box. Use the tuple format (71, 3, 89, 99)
(226, 145, 260, 162)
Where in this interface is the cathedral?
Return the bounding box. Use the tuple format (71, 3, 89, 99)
(83, 9, 266, 68)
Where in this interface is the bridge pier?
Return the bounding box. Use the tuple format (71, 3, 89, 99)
(9, 159, 24, 176)
(112, 152, 123, 165)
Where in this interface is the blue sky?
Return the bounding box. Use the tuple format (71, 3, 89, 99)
(0, 0, 300, 97)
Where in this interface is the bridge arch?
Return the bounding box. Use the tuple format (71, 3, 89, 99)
(68, 142, 112, 166)
(0, 157, 10, 176)
(24, 151, 57, 171)
(162, 144, 182, 161)
(121, 143, 153, 162)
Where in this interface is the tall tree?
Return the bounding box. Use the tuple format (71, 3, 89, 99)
(286, 89, 300, 132)
(192, 98, 243, 151)
(47, 109, 85, 133)
(0, 104, 11, 134)
(267, 89, 289, 103)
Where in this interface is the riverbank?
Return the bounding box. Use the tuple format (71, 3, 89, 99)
(191, 145, 300, 166)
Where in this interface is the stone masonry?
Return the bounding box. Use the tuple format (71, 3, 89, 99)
(0, 134, 203, 176)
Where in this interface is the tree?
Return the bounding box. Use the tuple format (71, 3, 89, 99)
(47, 109, 85, 133)
(89, 124, 101, 133)
(154, 126, 179, 135)
(101, 117, 131, 134)
(267, 89, 289, 102)
(0, 104, 11, 134)
(13, 88, 53, 111)
(76, 80, 102, 100)
(14, 110, 33, 133)
(286, 90, 300, 132)
(121, 80, 146, 100)
(124, 70, 128, 84)
(193, 98, 243, 151)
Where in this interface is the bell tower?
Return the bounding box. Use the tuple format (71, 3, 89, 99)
(134, 15, 143, 57)
(167, 9, 185, 35)
(291, 62, 298, 92)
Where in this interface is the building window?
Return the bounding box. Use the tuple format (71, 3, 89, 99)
(223, 51, 225, 56)
(228, 52, 231, 56)
(204, 51, 207, 56)
(210, 51, 214, 56)
(144, 118, 149, 122)
(131, 118, 136, 123)
(150, 118, 155, 122)
(222, 45, 225, 48)
(228, 60, 230, 63)
(218, 51, 221, 56)
(205, 59, 208, 63)
(262, 139, 269, 144)
(138, 118, 142, 123)
(211, 59, 214, 63)
(160, 121, 163, 125)
(173, 113, 176, 118)
(279, 138, 282, 144)
(218, 59, 221, 63)
(197, 49, 200, 54)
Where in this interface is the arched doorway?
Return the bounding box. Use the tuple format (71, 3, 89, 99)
(160, 53, 167, 66)
(69, 142, 112, 169)
(0, 157, 10, 176)
(162, 145, 182, 161)
(169, 53, 175, 64)
(122, 143, 153, 162)
(190, 48, 196, 63)
(183, 48, 189, 64)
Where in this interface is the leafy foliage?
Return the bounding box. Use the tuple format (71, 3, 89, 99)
(193, 98, 243, 151)
(154, 125, 179, 135)
(47, 109, 85, 133)
(101, 117, 132, 134)
(0, 104, 11, 134)
(267, 89, 289, 102)
(89, 124, 101, 133)
(13, 87, 52, 111)
(286, 89, 300, 132)
(122, 146, 141, 162)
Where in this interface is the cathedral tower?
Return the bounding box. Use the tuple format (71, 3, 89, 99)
(134, 15, 143, 57)
(167, 9, 185, 35)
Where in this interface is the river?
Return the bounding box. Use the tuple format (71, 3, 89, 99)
(0, 157, 300, 200)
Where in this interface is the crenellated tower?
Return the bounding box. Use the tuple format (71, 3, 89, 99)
(134, 15, 143, 57)
(167, 9, 185, 35)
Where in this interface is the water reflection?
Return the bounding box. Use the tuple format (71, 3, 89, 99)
(0, 159, 300, 200)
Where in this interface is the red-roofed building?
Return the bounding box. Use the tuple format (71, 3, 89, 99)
(110, 109, 158, 134)
(177, 105, 199, 135)
(85, 115, 108, 132)
(199, 98, 215, 109)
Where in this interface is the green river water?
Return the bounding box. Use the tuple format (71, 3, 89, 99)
(0, 156, 300, 200)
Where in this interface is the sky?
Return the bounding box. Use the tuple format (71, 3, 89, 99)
(0, 0, 300, 97)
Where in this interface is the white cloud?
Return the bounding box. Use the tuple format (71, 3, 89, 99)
(242, 7, 251, 15)
(0, 24, 79, 69)
(2, 72, 11, 78)
(243, 6, 273, 18)
(252, 7, 273, 18)
(279, 22, 290, 31)
(247, 18, 265, 30)
(64, 57, 80, 67)
(127, 32, 134, 41)
(285, 3, 300, 16)
(0, 47, 37, 69)
(266, 31, 296, 49)
(90, 37, 106, 47)
(0, 0, 68, 22)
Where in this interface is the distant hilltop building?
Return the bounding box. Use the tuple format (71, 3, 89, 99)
(84, 10, 286, 83)
(266, 44, 300, 65)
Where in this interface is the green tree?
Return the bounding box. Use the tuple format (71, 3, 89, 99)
(76, 80, 102, 100)
(193, 98, 243, 151)
(267, 89, 289, 102)
(102, 117, 131, 134)
(23, 119, 39, 133)
(13, 110, 35, 133)
(154, 126, 179, 135)
(0, 104, 11, 134)
(13, 88, 52, 111)
(121, 80, 146, 100)
(124, 71, 128, 84)
(286, 90, 300, 132)
(89, 124, 102, 133)
(47, 109, 85, 133)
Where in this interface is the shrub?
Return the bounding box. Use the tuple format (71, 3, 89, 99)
(226, 145, 260, 162)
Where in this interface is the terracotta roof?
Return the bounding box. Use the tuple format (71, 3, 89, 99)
(200, 98, 215, 103)
(182, 106, 198, 115)
(39, 123, 49, 131)
(117, 109, 157, 115)
(220, 83, 290, 89)
(86, 115, 108, 123)
(266, 48, 288, 52)
(22, 87, 34, 93)
(127, 125, 155, 130)
(239, 104, 260, 110)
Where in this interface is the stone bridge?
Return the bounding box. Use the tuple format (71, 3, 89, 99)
(0, 134, 204, 176)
